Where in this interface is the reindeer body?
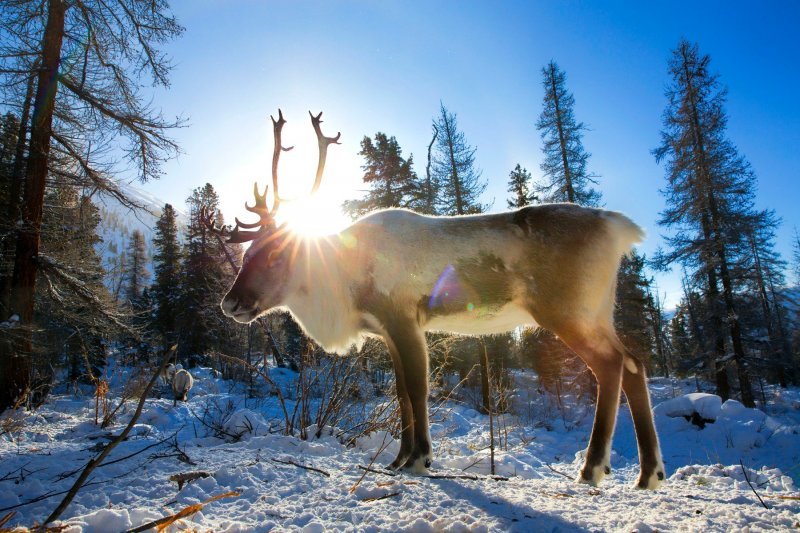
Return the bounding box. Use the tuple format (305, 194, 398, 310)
(223, 203, 665, 488)
(215, 110, 663, 490)
(281, 205, 636, 345)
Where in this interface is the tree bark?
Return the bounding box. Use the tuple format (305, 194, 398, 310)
(0, 0, 67, 411)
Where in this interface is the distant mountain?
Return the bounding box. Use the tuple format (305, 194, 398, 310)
(93, 183, 187, 297)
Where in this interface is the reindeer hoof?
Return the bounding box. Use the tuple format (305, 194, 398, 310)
(636, 469, 665, 490)
(389, 451, 411, 471)
(401, 450, 433, 474)
(577, 463, 611, 486)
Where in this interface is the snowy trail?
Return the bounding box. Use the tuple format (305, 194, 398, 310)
(1, 371, 798, 532)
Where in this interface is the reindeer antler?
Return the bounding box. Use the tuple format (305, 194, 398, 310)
(211, 109, 340, 244)
(199, 195, 268, 244)
(309, 111, 341, 195)
(270, 109, 294, 215)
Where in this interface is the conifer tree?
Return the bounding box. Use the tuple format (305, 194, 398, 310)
(534, 63, 602, 392)
(124, 230, 149, 306)
(615, 251, 656, 371)
(343, 133, 419, 218)
(39, 187, 113, 381)
(668, 302, 699, 375)
(653, 40, 764, 406)
(506, 164, 535, 208)
(431, 103, 488, 215)
(178, 184, 231, 363)
(793, 228, 800, 285)
(418, 124, 439, 215)
(429, 102, 490, 396)
(151, 204, 183, 345)
(742, 213, 795, 386)
(535, 61, 600, 206)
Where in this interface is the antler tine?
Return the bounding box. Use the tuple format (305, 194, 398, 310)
(270, 109, 294, 215)
(309, 110, 341, 195)
(245, 182, 270, 219)
(226, 225, 264, 244)
(200, 205, 226, 236)
(233, 216, 263, 229)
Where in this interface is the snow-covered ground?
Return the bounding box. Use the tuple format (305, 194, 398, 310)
(1, 365, 799, 532)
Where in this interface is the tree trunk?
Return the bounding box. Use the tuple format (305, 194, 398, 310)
(549, 64, 575, 203)
(425, 125, 438, 214)
(714, 243, 755, 406)
(480, 340, 491, 414)
(0, 0, 67, 411)
(442, 113, 464, 215)
(0, 62, 38, 314)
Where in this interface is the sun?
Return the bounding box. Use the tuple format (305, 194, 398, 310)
(276, 193, 353, 237)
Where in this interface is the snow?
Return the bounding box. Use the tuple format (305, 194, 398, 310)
(1, 369, 798, 532)
(654, 392, 722, 421)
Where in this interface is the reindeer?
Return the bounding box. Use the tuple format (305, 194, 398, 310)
(172, 369, 193, 406)
(207, 110, 665, 489)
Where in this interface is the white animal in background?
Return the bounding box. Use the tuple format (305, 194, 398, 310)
(172, 369, 194, 406)
(208, 110, 665, 489)
(160, 363, 176, 385)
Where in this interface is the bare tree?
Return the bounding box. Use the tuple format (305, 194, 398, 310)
(0, 0, 184, 410)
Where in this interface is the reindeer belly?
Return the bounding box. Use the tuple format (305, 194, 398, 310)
(424, 302, 535, 335)
(416, 252, 534, 335)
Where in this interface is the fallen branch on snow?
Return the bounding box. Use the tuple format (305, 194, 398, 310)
(546, 463, 573, 479)
(0, 511, 16, 528)
(740, 460, 769, 509)
(271, 458, 330, 477)
(425, 473, 510, 481)
(357, 465, 397, 477)
(361, 491, 401, 503)
(125, 490, 240, 533)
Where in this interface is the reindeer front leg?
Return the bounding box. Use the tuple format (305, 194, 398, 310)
(384, 318, 432, 472)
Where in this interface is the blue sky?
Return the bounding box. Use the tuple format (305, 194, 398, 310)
(143, 0, 800, 307)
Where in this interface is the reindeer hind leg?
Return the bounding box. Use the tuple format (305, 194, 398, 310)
(619, 347, 665, 489)
(557, 327, 625, 486)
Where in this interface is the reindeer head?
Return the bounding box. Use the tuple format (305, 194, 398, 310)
(205, 110, 340, 323)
